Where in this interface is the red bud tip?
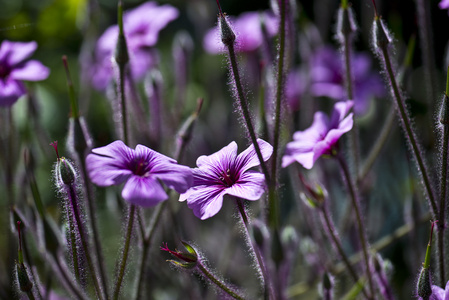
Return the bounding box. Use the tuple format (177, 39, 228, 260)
(50, 141, 60, 159)
(215, 0, 224, 17)
(430, 220, 438, 243)
(371, 0, 379, 18)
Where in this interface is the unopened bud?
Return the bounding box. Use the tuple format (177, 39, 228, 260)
(372, 17, 392, 51)
(115, 1, 129, 67)
(67, 117, 93, 156)
(58, 158, 77, 185)
(417, 267, 432, 300)
(218, 14, 236, 47)
(336, 6, 357, 42)
(16, 262, 33, 293)
(161, 241, 198, 269)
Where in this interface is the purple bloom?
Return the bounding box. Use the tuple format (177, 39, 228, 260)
(310, 46, 384, 115)
(180, 139, 273, 220)
(285, 68, 306, 112)
(86, 140, 192, 207)
(203, 11, 278, 54)
(0, 40, 49, 106)
(91, 2, 179, 90)
(282, 100, 354, 169)
(440, 0, 449, 13)
(419, 281, 449, 299)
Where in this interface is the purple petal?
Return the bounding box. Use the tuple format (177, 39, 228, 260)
(330, 100, 354, 127)
(439, 0, 449, 10)
(293, 112, 329, 142)
(282, 140, 315, 169)
(185, 186, 226, 220)
(234, 139, 273, 173)
(430, 284, 445, 300)
(10, 60, 50, 81)
(122, 176, 168, 207)
(0, 41, 37, 66)
(227, 171, 266, 200)
(129, 49, 155, 81)
(0, 79, 26, 106)
(86, 141, 134, 186)
(196, 141, 238, 172)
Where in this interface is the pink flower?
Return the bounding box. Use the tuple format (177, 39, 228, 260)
(282, 100, 354, 169)
(0, 40, 49, 106)
(440, 0, 449, 13)
(203, 11, 278, 54)
(180, 139, 273, 220)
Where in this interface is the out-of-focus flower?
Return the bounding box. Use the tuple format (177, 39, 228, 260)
(91, 2, 179, 90)
(310, 46, 384, 115)
(282, 100, 354, 169)
(180, 139, 273, 220)
(0, 40, 49, 106)
(86, 140, 192, 207)
(203, 11, 278, 54)
(418, 280, 449, 299)
(440, 0, 449, 13)
(285, 68, 306, 112)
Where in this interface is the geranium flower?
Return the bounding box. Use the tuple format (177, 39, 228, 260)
(86, 140, 192, 207)
(310, 46, 384, 115)
(282, 100, 354, 169)
(91, 1, 179, 90)
(203, 11, 278, 54)
(180, 139, 273, 220)
(0, 40, 49, 106)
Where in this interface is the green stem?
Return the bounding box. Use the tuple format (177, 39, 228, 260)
(197, 262, 246, 300)
(113, 204, 136, 300)
(336, 154, 374, 299)
(68, 186, 104, 300)
(319, 205, 369, 299)
(226, 44, 271, 185)
(379, 45, 438, 217)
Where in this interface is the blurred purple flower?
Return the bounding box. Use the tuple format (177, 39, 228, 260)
(285, 68, 306, 111)
(282, 100, 354, 169)
(91, 2, 179, 90)
(0, 40, 49, 106)
(419, 281, 449, 299)
(440, 0, 449, 13)
(180, 139, 273, 220)
(86, 140, 192, 207)
(203, 11, 278, 54)
(310, 46, 384, 115)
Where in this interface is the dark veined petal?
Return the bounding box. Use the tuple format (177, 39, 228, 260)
(185, 186, 226, 220)
(122, 176, 168, 207)
(226, 171, 266, 200)
(196, 141, 238, 175)
(234, 139, 273, 173)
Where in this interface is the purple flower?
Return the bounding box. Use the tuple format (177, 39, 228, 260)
(203, 11, 278, 54)
(0, 40, 49, 106)
(440, 0, 449, 13)
(180, 139, 273, 220)
(285, 68, 306, 112)
(310, 46, 384, 115)
(86, 140, 192, 207)
(91, 2, 179, 90)
(419, 281, 449, 299)
(282, 100, 354, 169)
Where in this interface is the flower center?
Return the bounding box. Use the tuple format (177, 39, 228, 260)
(133, 158, 150, 176)
(219, 169, 234, 187)
(0, 63, 11, 79)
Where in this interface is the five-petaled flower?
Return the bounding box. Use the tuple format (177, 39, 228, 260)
(180, 139, 273, 220)
(90, 1, 179, 90)
(282, 100, 354, 170)
(86, 140, 192, 207)
(0, 40, 49, 106)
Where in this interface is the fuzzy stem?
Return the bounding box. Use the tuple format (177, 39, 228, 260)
(226, 44, 271, 185)
(319, 205, 369, 299)
(197, 261, 246, 300)
(67, 186, 104, 300)
(113, 204, 136, 300)
(79, 158, 109, 298)
(67, 210, 81, 284)
(379, 45, 438, 217)
(134, 202, 166, 300)
(54, 256, 87, 300)
(336, 154, 374, 299)
(235, 198, 273, 299)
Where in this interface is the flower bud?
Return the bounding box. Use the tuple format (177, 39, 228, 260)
(67, 117, 93, 157)
(161, 241, 198, 269)
(218, 13, 236, 47)
(417, 267, 432, 300)
(115, 1, 129, 67)
(58, 158, 77, 186)
(16, 262, 33, 293)
(372, 17, 392, 51)
(336, 6, 357, 42)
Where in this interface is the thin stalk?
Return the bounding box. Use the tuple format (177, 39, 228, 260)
(67, 211, 81, 284)
(379, 45, 438, 217)
(319, 205, 369, 299)
(67, 186, 104, 300)
(134, 202, 166, 300)
(113, 204, 136, 300)
(358, 108, 396, 183)
(227, 44, 271, 185)
(79, 158, 109, 298)
(197, 262, 246, 300)
(235, 198, 273, 299)
(119, 64, 128, 143)
(54, 256, 87, 300)
(438, 123, 448, 285)
(336, 154, 374, 299)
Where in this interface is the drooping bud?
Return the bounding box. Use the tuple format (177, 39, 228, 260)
(298, 174, 326, 208)
(16, 262, 33, 293)
(252, 219, 269, 249)
(175, 98, 203, 159)
(271, 228, 284, 265)
(161, 241, 198, 269)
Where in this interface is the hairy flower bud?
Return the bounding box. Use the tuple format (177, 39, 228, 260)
(372, 18, 392, 52)
(218, 14, 236, 47)
(161, 241, 198, 269)
(16, 262, 33, 293)
(58, 158, 77, 186)
(336, 5, 357, 42)
(417, 267, 432, 300)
